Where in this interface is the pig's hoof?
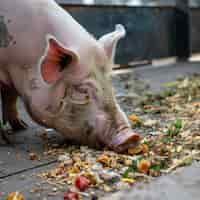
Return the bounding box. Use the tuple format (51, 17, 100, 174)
(0, 129, 11, 144)
(10, 118, 28, 131)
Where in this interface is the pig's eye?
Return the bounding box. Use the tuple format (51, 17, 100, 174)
(59, 55, 73, 71)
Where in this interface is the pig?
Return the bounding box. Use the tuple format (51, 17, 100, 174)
(0, 0, 140, 152)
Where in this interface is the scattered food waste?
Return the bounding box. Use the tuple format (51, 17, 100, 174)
(3, 75, 200, 199)
(6, 192, 24, 200)
(29, 152, 39, 161)
(64, 192, 80, 200)
(37, 76, 200, 199)
(75, 175, 91, 191)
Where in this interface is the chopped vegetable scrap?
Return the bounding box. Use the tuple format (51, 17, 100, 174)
(6, 192, 24, 200)
(75, 176, 90, 191)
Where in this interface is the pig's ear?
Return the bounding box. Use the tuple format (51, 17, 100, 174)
(41, 35, 79, 84)
(98, 24, 126, 62)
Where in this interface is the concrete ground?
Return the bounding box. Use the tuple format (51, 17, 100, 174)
(1, 61, 200, 200)
(102, 162, 200, 200)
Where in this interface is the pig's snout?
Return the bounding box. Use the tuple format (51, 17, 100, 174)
(96, 113, 141, 153)
(109, 127, 141, 153)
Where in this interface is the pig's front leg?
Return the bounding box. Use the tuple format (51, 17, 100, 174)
(1, 86, 28, 131)
(0, 129, 11, 144)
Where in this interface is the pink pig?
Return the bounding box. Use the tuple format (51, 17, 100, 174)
(0, 0, 140, 152)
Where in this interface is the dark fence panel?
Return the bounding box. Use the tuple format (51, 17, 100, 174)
(56, 1, 200, 64)
(175, 0, 190, 60)
(63, 5, 176, 64)
(191, 8, 200, 54)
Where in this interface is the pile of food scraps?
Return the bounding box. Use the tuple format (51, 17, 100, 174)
(36, 75, 200, 200)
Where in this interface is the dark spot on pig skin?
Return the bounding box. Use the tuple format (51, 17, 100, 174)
(0, 16, 13, 48)
(45, 105, 53, 112)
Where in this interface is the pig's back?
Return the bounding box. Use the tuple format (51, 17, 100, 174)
(0, 0, 94, 66)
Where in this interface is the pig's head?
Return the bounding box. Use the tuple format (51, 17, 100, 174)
(28, 24, 140, 153)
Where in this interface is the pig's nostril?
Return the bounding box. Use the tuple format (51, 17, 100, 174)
(116, 134, 141, 153)
(122, 133, 140, 145)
